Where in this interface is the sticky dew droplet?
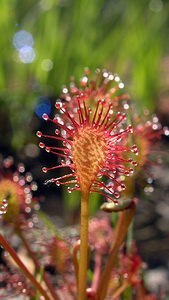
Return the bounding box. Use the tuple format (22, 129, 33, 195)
(144, 186, 154, 193)
(18, 163, 25, 173)
(109, 74, 114, 81)
(55, 129, 60, 135)
(62, 87, 68, 94)
(132, 145, 138, 155)
(42, 113, 49, 121)
(55, 102, 62, 109)
(19, 178, 25, 186)
(80, 76, 88, 86)
(0, 205, 7, 215)
(64, 149, 69, 154)
(121, 183, 126, 190)
(147, 177, 153, 184)
(124, 103, 129, 110)
(25, 207, 31, 214)
(117, 112, 122, 119)
(2, 199, 8, 206)
(30, 182, 38, 191)
(36, 131, 42, 138)
(45, 147, 50, 152)
(164, 127, 169, 136)
(129, 168, 134, 174)
(3, 157, 13, 168)
(127, 125, 133, 133)
(103, 71, 108, 78)
(42, 167, 48, 173)
(39, 142, 45, 149)
(67, 187, 72, 193)
(119, 82, 124, 89)
(25, 173, 33, 182)
(114, 192, 120, 199)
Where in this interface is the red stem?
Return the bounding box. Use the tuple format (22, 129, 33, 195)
(15, 227, 60, 300)
(0, 234, 51, 300)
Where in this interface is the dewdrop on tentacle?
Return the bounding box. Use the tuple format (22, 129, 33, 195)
(37, 69, 138, 204)
(0, 198, 8, 215)
(60, 68, 130, 122)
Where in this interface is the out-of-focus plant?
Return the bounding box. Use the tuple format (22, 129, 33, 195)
(0, 155, 38, 222)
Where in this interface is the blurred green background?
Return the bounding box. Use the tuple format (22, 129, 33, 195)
(0, 0, 169, 152)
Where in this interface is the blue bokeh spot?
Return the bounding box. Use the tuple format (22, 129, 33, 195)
(35, 97, 52, 118)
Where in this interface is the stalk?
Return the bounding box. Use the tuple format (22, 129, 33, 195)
(72, 239, 80, 285)
(0, 234, 51, 300)
(92, 252, 102, 292)
(112, 280, 129, 299)
(78, 190, 90, 300)
(96, 201, 135, 300)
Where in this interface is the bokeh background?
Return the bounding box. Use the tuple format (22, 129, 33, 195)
(0, 0, 169, 294)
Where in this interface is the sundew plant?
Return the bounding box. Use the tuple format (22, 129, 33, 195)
(37, 69, 138, 300)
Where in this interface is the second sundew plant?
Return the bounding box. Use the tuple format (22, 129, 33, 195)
(37, 69, 138, 300)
